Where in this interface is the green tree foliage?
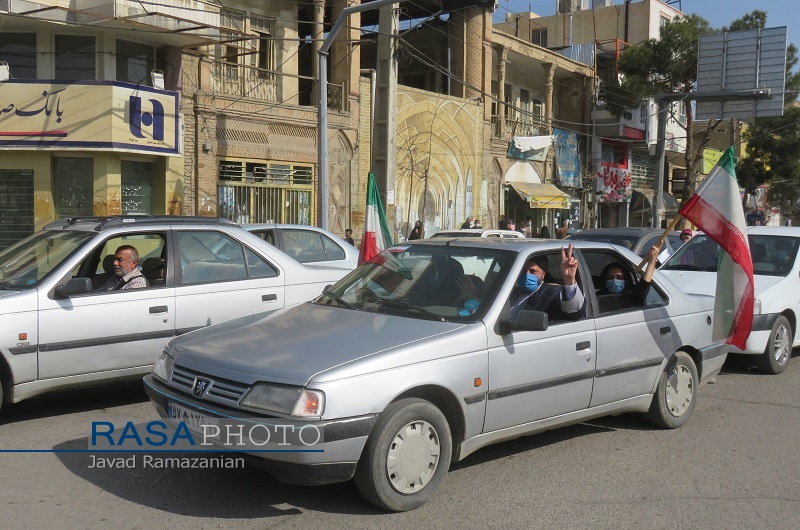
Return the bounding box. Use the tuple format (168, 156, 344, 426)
(605, 15, 713, 209)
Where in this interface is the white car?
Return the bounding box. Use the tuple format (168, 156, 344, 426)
(0, 216, 350, 412)
(429, 229, 527, 239)
(243, 223, 359, 269)
(660, 226, 800, 374)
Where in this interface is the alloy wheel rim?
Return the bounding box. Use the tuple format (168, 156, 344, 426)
(386, 419, 441, 494)
(665, 364, 693, 417)
(774, 325, 791, 366)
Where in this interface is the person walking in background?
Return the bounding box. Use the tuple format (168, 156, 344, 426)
(499, 218, 508, 230)
(460, 216, 474, 229)
(537, 225, 551, 239)
(344, 228, 355, 246)
(473, 219, 483, 229)
(507, 219, 516, 231)
(556, 220, 570, 239)
(408, 220, 424, 240)
(521, 218, 534, 237)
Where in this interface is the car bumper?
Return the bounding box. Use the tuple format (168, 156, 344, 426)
(729, 313, 777, 355)
(143, 375, 376, 485)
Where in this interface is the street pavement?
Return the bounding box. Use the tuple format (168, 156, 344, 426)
(1, 354, 799, 529)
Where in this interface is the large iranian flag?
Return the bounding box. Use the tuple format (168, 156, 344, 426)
(358, 172, 394, 265)
(679, 146, 754, 350)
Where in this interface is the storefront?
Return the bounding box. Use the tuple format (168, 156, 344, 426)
(0, 80, 183, 249)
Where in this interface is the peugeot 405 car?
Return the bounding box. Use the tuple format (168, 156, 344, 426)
(145, 238, 727, 511)
(0, 216, 349, 412)
(243, 223, 359, 269)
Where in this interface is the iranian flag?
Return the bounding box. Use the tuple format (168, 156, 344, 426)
(358, 172, 394, 265)
(679, 146, 754, 350)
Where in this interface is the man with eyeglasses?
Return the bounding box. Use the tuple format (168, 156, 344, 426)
(96, 245, 149, 291)
(509, 244, 585, 322)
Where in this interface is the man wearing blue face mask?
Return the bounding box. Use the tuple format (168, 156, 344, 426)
(510, 244, 586, 321)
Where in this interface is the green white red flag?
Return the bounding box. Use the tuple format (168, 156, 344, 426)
(358, 172, 393, 265)
(678, 146, 753, 350)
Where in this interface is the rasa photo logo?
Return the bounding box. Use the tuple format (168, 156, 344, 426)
(86, 416, 324, 469)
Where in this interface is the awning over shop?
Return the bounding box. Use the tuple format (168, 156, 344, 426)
(630, 188, 680, 217)
(509, 182, 571, 209)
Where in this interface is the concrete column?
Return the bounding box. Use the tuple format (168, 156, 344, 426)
(497, 46, 508, 138)
(372, 4, 399, 233)
(313, 0, 325, 103)
(543, 62, 555, 134)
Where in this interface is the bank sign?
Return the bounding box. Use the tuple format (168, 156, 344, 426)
(0, 80, 180, 156)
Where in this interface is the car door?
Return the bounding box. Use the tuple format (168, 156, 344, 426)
(173, 229, 285, 336)
(582, 249, 677, 407)
(483, 250, 596, 432)
(38, 231, 175, 379)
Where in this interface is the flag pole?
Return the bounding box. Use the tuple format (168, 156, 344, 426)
(635, 213, 683, 272)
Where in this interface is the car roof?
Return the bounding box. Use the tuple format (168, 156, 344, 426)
(746, 226, 800, 236)
(395, 237, 629, 255)
(43, 216, 240, 232)
(430, 229, 524, 236)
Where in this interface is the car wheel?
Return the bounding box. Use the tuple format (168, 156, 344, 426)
(758, 315, 792, 375)
(646, 351, 698, 429)
(354, 398, 452, 512)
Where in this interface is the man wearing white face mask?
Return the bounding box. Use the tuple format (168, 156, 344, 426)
(509, 245, 586, 321)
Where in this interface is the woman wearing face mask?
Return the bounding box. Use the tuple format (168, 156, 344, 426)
(597, 245, 659, 312)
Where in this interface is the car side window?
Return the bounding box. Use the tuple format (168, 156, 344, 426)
(283, 230, 326, 263)
(78, 232, 167, 291)
(583, 250, 668, 315)
(320, 233, 346, 260)
(252, 229, 275, 246)
(244, 247, 279, 278)
(177, 231, 248, 284)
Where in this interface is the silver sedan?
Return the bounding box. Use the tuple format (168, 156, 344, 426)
(145, 238, 727, 511)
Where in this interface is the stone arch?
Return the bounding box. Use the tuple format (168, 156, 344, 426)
(329, 131, 353, 234)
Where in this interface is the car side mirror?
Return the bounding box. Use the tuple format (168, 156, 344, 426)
(499, 309, 549, 334)
(54, 277, 93, 299)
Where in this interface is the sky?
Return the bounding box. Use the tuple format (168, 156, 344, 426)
(495, 1, 798, 46)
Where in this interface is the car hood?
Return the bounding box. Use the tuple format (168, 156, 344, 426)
(659, 270, 784, 296)
(168, 303, 465, 386)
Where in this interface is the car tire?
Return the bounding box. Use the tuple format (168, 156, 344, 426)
(758, 315, 792, 375)
(354, 398, 452, 512)
(645, 351, 698, 429)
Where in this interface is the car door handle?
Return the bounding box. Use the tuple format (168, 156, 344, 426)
(576, 341, 591, 351)
(149, 305, 168, 314)
(660, 326, 671, 336)
(262, 294, 277, 302)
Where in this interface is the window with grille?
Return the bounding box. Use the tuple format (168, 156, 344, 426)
(121, 160, 154, 215)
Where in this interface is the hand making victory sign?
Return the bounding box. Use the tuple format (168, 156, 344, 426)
(560, 244, 578, 286)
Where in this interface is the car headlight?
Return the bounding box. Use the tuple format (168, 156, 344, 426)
(152, 351, 174, 382)
(241, 383, 325, 417)
(754, 297, 762, 315)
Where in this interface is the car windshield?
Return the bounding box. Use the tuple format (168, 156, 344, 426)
(312, 244, 516, 321)
(661, 234, 797, 276)
(0, 230, 94, 289)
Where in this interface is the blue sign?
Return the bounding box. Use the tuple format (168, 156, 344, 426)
(553, 128, 581, 187)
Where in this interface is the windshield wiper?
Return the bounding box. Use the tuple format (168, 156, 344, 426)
(320, 289, 355, 309)
(377, 298, 447, 322)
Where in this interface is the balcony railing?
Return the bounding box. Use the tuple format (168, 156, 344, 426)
(491, 115, 545, 141)
(210, 60, 346, 112)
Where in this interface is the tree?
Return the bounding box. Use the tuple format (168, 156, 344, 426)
(614, 16, 713, 210)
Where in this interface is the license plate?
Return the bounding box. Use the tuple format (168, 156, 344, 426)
(167, 401, 219, 433)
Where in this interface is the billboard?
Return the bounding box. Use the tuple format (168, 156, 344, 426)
(0, 80, 180, 156)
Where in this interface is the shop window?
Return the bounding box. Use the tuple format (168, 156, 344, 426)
(55, 35, 95, 80)
(116, 40, 154, 85)
(55, 158, 94, 218)
(0, 33, 36, 79)
(121, 160, 154, 215)
(0, 170, 34, 250)
(601, 142, 627, 168)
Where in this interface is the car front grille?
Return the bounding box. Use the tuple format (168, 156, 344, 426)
(171, 364, 250, 404)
